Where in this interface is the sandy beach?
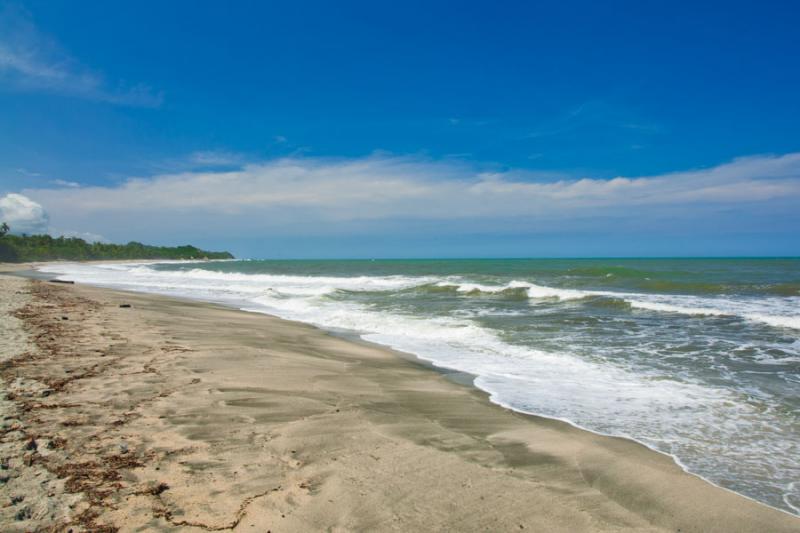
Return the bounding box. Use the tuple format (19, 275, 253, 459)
(0, 272, 797, 532)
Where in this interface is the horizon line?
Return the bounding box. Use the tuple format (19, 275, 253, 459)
(232, 255, 800, 261)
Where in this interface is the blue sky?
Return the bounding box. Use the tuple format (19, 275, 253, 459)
(1, 0, 799, 257)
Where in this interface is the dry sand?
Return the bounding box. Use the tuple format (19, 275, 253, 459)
(0, 274, 797, 532)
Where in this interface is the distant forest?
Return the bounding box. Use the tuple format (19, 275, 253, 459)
(0, 224, 233, 262)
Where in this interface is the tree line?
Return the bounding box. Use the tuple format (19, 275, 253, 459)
(0, 224, 233, 262)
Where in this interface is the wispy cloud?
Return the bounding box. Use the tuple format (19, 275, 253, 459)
(524, 101, 662, 140)
(50, 179, 81, 188)
(0, 4, 162, 107)
(15, 167, 41, 177)
(188, 150, 246, 167)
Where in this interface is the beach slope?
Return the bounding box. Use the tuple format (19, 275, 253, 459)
(0, 275, 797, 532)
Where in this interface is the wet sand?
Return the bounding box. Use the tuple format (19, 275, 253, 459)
(0, 274, 797, 532)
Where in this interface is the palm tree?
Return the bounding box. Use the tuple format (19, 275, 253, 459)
(0, 222, 9, 237)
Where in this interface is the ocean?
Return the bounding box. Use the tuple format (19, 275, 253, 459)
(38, 258, 800, 514)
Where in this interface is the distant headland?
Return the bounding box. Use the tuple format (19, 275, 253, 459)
(0, 224, 233, 262)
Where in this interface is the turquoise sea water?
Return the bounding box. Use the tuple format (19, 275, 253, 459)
(39, 258, 800, 514)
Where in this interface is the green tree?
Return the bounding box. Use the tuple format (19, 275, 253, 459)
(0, 230, 233, 262)
(0, 223, 17, 261)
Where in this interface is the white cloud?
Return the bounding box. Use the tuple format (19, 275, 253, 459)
(21, 152, 800, 225)
(50, 179, 81, 188)
(0, 193, 106, 241)
(0, 5, 162, 107)
(8, 151, 798, 249)
(0, 193, 49, 234)
(16, 167, 41, 177)
(188, 151, 245, 167)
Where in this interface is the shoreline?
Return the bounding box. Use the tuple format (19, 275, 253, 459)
(20, 261, 800, 517)
(1, 270, 798, 530)
(264, 309, 800, 518)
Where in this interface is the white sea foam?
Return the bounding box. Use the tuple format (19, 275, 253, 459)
(621, 294, 800, 331)
(523, 282, 588, 300)
(436, 279, 590, 300)
(624, 299, 730, 316)
(39, 263, 800, 333)
(748, 314, 800, 330)
(433, 275, 800, 330)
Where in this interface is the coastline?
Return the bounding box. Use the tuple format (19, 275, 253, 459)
(0, 271, 798, 531)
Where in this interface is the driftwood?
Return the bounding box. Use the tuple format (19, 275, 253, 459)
(48, 279, 75, 285)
